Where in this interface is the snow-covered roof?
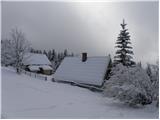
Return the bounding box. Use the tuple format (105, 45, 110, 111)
(28, 65, 40, 71)
(28, 65, 53, 71)
(40, 65, 53, 70)
(54, 56, 111, 86)
(23, 53, 52, 66)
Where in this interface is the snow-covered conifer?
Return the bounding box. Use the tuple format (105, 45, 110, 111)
(43, 50, 47, 56)
(47, 50, 52, 61)
(114, 19, 135, 67)
(146, 63, 152, 79)
(51, 49, 56, 61)
(64, 49, 68, 57)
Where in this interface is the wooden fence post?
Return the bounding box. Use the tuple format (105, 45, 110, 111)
(45, 77, 47, 81)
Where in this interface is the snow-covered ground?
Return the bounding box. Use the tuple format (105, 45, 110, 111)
(1, 67, 158, 118)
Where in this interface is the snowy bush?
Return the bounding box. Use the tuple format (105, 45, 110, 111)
(1, 39, 13, 66)
(104, 64, 152, 106)
(146, 63, 159, 106)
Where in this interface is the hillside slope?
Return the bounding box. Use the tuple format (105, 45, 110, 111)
(1, 67, 158, 118)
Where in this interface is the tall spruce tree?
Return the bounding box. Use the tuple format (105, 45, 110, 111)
(114, 19, 135, 67)
(51, 49, 56, 61)
(43, 50, 47, 56)
(63, 49, 68, 58)
(48, 50, 52, 60)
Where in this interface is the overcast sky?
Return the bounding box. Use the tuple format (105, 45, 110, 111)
(2, 1, 159, 64)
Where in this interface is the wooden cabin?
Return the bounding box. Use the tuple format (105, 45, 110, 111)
(23, 53, 53, 75)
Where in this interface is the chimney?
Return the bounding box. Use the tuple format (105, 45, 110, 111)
(82, 53, 87, 62)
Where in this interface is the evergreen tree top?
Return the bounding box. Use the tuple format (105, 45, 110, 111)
(121, 19, 127, 29)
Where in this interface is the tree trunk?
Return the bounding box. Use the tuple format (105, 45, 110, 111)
(16, 68, 20, 74)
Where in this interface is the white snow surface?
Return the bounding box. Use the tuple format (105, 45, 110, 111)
(41, 65, 53, 70)
(28, 65, 40, 71)
(54, 56, 110, 86)
(2, 67, 158, 119)
(23, 53, 51, 65)
(29, 65, 53, 71)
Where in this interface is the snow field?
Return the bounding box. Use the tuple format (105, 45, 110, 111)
(1, 67, 158, 118)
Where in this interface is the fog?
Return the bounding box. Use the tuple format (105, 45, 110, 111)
(2, 1, 159, 64)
